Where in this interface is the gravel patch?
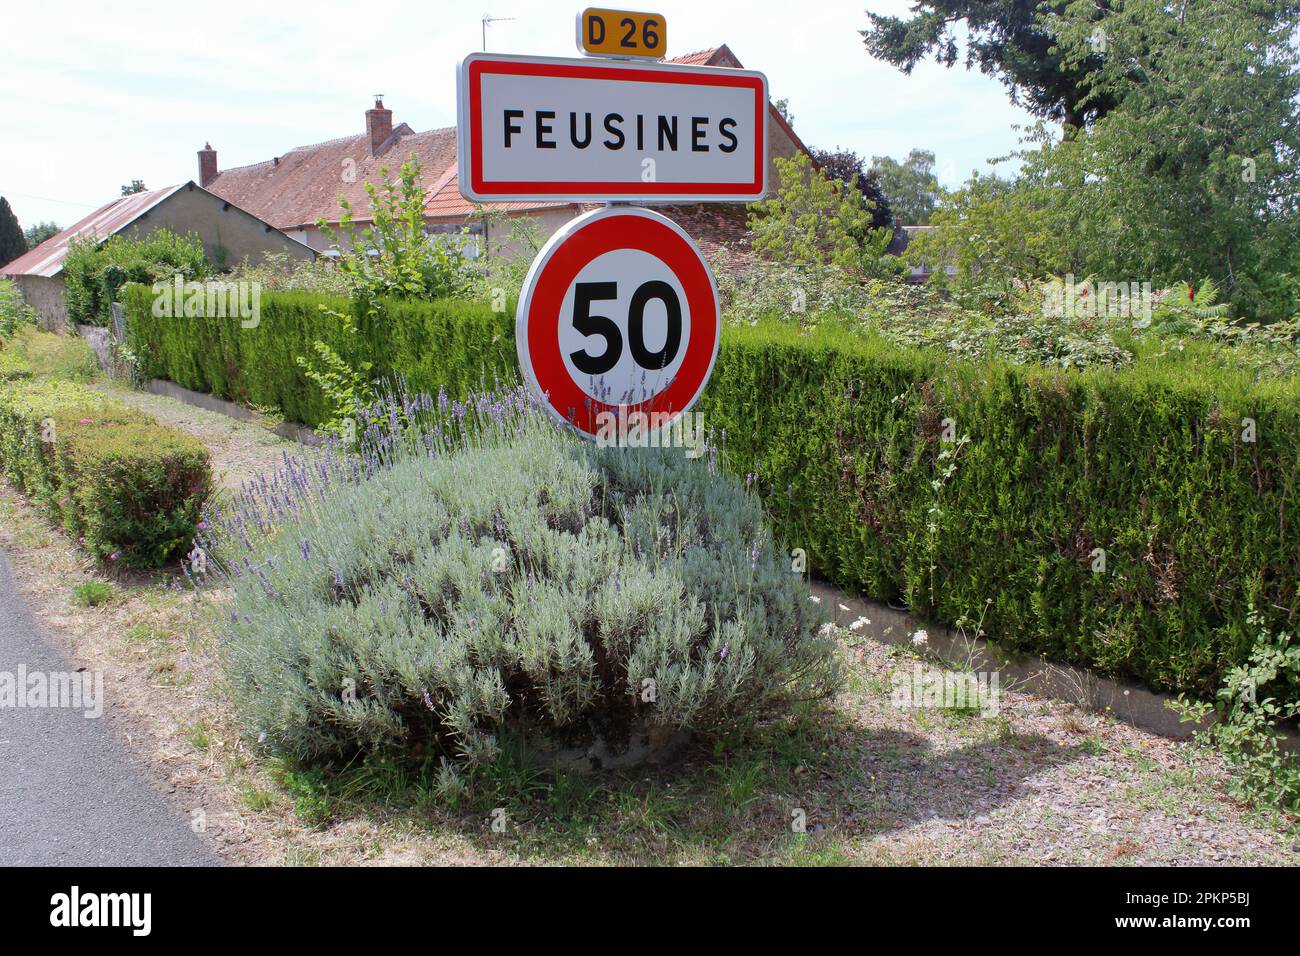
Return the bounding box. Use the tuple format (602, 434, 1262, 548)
(91, 382, 298, 493)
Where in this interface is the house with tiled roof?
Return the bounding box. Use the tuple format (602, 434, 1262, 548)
(199, 46, 813, 262)
(2, 182, 313, 329)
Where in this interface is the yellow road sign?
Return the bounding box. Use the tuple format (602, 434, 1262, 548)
(577, 8, 666, 59)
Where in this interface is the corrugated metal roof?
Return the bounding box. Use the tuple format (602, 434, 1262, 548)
(2, 184, 185, 278)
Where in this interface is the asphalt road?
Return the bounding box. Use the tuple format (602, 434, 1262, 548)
(0, 547, 216, 866)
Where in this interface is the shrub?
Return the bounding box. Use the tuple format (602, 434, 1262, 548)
(0, 351, 32, 381)
(223, 252, 351, 296)
(7, 327, 98, 380)
(716, 266, 1297, 378)
(749, 152, 903, 278)
(0, 278, 36, 340)
(125, 281, 1300, 703)
(698, 319, 1300, 704)
(121, 285, 515, 427)
(71, 580, 115, 607)
(200, 385, 840, 770)
(319, 157, 476, 305)
(63, 229, 209, 327)
(711, 254, 878, 325)
(1172, 613, 1300, 813)
(298, 157, 480, 437)
(0, 379, 212, 567)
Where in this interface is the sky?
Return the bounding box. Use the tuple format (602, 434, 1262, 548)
(0, 0, 1040, 231)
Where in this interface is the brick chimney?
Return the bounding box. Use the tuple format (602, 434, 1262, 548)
(198, 143, 218, 187)
(366, 96, 393, 155)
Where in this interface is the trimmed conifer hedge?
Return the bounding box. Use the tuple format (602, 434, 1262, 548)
(0, 380, 212, 568)
(121, 286, 1299, 698)
(121, 285, 514, 426)
(698, 322, 1300, 699)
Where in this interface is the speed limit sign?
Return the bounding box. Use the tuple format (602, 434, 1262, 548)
(515, 205, 720, 439)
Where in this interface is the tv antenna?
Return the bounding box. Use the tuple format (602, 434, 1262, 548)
(482, 13, 515, 51)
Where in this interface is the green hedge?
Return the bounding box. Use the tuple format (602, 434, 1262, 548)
(0, 380, 212, 568)
(698, 322, 1300, 699)
(121, 285, 514, 426)
(64, 229, 209, 327)
(122, 287, 1300, 697)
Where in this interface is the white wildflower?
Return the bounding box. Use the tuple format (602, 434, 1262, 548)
(848, 616, 870, 632)
(911, 629, 929, 648)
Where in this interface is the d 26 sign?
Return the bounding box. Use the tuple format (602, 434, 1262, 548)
(515, 205, 720, 440)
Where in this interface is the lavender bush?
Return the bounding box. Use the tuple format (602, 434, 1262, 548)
(195, 384, 840, 774)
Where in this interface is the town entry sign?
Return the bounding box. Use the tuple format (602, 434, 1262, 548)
(457, 10, 766, 439)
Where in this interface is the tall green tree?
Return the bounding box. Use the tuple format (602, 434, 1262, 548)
(861, 0, 1117, 128)
(811, 147, 895, 232)
(1039, 0, 1300, 320)
(910, 0, 1300, 322)
(24, 222, 60, 247)
(0, 197, 27, 266)
(121, 180, 147, 196)
(870, 149, 942, 225)
(749, 152, 896, 273)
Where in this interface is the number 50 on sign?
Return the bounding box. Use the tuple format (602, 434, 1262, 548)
(516, 206, 719, 441)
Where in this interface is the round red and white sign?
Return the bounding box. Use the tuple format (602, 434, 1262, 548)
(515, 205, 720, 439)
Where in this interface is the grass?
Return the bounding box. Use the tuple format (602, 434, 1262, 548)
(8, 327, 98, 381)
(1081, 735, 1108, 756)
(125, 621, 167, 648)
(70, 580, 115, 607)
(239, 785, 278, 812)
(185, 720, 212, 752)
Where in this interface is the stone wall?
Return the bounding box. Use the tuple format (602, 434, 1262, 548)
(13, 274, 69, 331)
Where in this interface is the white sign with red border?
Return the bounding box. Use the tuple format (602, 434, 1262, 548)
(516, 205, 720, 439)
(457, 52, 767, 203)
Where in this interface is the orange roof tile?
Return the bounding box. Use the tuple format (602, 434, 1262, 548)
(423, 167, 574, 220)
(668, 46, 741, 68)
(207, 123, 566, 231)
(206, 126, 461, 229)
(203, 54, 809, 235)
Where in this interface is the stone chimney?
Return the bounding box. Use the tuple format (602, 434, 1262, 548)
(198, 143, 218, 187)
(366, 96, 393, 155)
